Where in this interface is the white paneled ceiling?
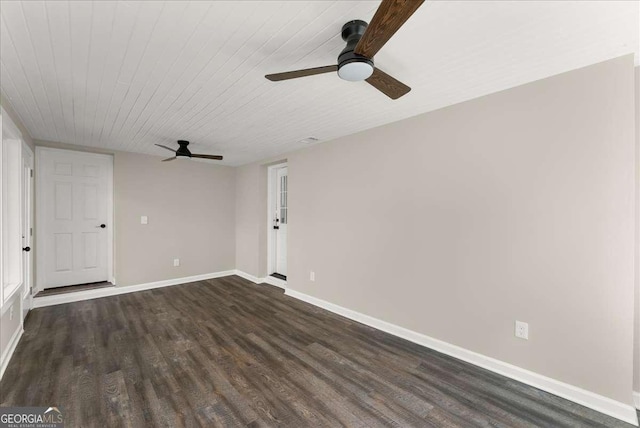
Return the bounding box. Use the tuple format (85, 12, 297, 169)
(1, 1, 638, 165)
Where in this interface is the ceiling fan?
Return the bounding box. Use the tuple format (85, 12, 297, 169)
(265, 0, 425, 100)
(155, 140, 223, 162)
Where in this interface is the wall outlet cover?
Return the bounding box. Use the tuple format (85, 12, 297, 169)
(141, 216, 148, 224)
(173, 258, 180, 267)
(515, 320, 529, 340)
(310, 271, 315, 281)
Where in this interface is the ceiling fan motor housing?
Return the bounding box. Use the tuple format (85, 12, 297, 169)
(338, 20, 374, 81)
(176, 140, 191, 157)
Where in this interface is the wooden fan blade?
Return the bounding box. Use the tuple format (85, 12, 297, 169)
(162, 157, 177, 162)
(265, 65, 337, 81)
(366, 67, 411, 99)
(191, 154, 224, 161)
(155, 144, 176, 153)
(354, 0, 425, 58)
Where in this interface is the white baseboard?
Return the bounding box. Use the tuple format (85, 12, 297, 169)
(634, 391, 640, 410)
(0, 325, 23, 381)
(263, 275, 286, 289)
(234, 270, 286, 289)
(285, 288, 639, 426)
(233, 270, 264, 284)
(33, 270, 236, 308)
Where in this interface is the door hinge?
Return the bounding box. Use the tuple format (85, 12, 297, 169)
(30, 227, 33, 236)
(30, 169, 33, 178)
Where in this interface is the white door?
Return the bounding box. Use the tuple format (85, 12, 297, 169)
(21, 144, 33, 310)
(275, 167, 288, 276)
(37, 148, 113, 289)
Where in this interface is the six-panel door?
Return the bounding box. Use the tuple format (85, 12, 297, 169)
(37, 149, 112, 289)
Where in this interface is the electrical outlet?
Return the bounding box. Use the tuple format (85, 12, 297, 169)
(141, 216, 148, 225)
(310, 271, 315, 281)
(173, 258, 180, 267)
(9, 304, 14, 321)
(515, 321, 529, 340)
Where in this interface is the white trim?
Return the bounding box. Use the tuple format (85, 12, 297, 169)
(233, 270, 287, 289)
(0, 325, 23, 381)
(33, 270, 235, 308)
(263, 275, 286, 289)
(634, 391, 640, 410)
(284, 288, 639, 426)
(234, 270, 264, 284)
(33, 270, 286, 308)
(35, 147, 114, 292)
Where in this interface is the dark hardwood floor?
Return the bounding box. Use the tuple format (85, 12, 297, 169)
(1, 275, 636, 427)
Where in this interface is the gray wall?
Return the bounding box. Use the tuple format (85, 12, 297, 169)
(235, 163, 263, 277)
(114, 151, 236, 286)
(35, 141, 236, 287)
(281, 55, 636, 403)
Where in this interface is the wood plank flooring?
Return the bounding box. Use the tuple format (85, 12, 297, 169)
(1, 275, 636, 427)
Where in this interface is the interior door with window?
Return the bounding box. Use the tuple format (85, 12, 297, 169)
(274, 167, 288, 277)
(37, 148, 113, 290)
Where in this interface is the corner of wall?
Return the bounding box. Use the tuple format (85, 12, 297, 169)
(1, 95, 35, 151)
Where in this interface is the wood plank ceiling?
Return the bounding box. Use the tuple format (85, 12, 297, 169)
(1, 1, 638, 165)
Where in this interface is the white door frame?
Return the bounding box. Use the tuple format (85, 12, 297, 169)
(267, 162, 287, 277)
(35, 147, 114, 292)
(21, 142, 34, 312)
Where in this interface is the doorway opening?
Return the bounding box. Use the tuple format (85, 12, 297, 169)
(267, 163, 288, 281)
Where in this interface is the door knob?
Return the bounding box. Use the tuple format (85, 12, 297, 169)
(99, 224, 106, 228)
(23, 247, 30, 252)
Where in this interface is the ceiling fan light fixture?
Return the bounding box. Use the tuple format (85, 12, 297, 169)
(338, 60, 374, 81)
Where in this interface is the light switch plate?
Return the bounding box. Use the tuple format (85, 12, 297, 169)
(141, 216, 148, 225)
